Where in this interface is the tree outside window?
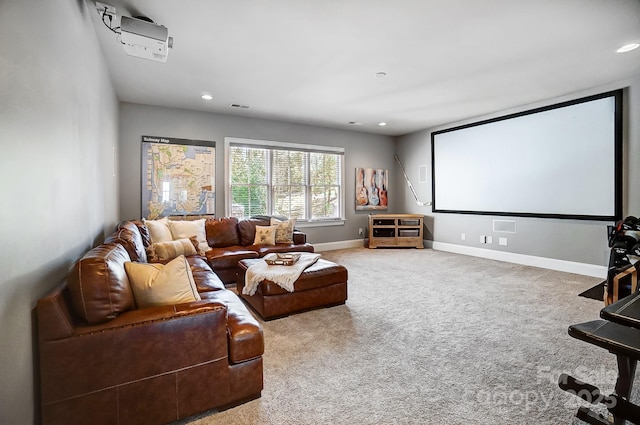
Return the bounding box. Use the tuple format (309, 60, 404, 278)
(228, 140, 343, 221)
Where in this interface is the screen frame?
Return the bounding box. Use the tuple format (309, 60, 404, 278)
(430, 89, 623, 221)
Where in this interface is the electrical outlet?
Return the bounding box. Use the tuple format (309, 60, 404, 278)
(461, 233, 466, 241)
(499, 237, 508, 246)
(479, 235, 486, 244)
(486, 236, 493, 244)
(96, 2, 116, 19)
(358, 228, 363, 236)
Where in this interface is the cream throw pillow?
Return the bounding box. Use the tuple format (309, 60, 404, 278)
(168, 219, 210, 254)
(124, 255, 201, 309)
(253, 225, 277, 245)
(270, 217, 296, 244)
(148, 238, 197, 261)
(143, 217, 173, 243)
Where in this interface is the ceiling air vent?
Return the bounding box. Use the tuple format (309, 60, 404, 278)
(230, 103, 250, 109)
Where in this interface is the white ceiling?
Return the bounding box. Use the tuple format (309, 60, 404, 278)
(87, 0, 640, 136)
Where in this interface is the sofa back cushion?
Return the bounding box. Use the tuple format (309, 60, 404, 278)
(105, 223, 148, 263)
(238, 218, 270, 246)
(119, 219, 151, 248)
(205, 217, 241, 248)
(67, 243, 134, 324)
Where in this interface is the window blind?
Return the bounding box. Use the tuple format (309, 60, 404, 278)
(227, 138, 344, 221)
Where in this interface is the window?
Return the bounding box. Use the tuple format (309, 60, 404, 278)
(226, 137, 344, 222)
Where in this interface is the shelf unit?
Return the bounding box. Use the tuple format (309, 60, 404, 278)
(368, 214, 424, 249)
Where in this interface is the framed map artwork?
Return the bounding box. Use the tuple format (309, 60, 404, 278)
(141, 136, 215, 219)
(356, 167, 388, 211)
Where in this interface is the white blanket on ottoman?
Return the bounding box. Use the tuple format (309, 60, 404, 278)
(243, 253, 321, 296)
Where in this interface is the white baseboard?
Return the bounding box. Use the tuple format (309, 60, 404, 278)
(313, 239, 364, 252)
(312, 239, 606, 278)
(427, 240, 607, 279)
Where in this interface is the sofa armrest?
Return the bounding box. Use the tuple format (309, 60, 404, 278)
(293, 229, 306, 244)
(37, 284, 75, 341)
(38, 299, 229, 405)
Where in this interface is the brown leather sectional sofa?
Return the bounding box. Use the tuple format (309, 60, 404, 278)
(203, 216, 314, 284)
(36, 219, 276, 425)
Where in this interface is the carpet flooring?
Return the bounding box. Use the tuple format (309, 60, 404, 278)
(178, 248, 637, 425)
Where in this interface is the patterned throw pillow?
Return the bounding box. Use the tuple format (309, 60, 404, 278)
(124, 255, 201, 309)
(147, 238, 197, 261)
(253, 225, 277, 245)
(270, 217, 296, 244)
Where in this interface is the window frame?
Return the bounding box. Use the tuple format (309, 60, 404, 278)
(225, 137, 345, 224)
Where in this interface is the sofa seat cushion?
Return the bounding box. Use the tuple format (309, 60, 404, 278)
(239, 258, 347, 296)
(72, 300, 226, 336)
(200, 290, 264, 363)
(186, 256, 226, 292)
(205, 247, 260, 269)
(252, 243, 315, 257)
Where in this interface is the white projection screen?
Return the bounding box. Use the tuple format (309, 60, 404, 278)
(431, 90, 622, 221)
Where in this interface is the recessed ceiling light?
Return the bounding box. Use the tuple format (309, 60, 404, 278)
(616, 43, 639, 53)
(201, 94, 213, 100)
(378, 122, 387, 126)
(375, 72, 387, 78)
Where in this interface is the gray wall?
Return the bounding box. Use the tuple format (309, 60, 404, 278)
(118, 103, 396, 243)
(396, 76, 640, 266)
(0, 1, 119, 423)
(1, 3, 636, 422)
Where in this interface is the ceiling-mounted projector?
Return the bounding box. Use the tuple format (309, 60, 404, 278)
(120, 16, 169, 63)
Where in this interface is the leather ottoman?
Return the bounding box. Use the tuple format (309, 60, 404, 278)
(237, 258, 348, 320)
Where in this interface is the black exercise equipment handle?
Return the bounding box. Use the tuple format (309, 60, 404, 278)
(558, 374, 603, 404)
(559, 374, 640, 424)
(608, 394, 640, 425)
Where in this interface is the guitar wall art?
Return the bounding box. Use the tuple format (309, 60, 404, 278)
(356, 167, 388, 211)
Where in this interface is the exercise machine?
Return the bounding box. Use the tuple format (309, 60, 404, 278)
(606, 216, 640, 303)
(560, 292, 640, 424)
